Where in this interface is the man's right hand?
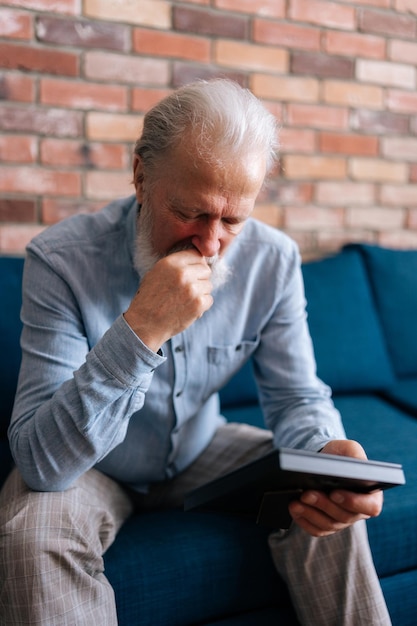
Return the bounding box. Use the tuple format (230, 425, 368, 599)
(124, 249, 214, 352)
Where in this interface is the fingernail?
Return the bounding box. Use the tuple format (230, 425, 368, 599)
(291, 502, 304, 516)
(302, 492, 318, 505)
(331, 492, 344, 504)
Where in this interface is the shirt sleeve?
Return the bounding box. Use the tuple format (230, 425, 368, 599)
(8, 250, 165, 492)
(253, 243, 346, 452)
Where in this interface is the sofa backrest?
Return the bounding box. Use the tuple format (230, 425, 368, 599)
(302, 246, 395, 394)
(347, 244, 417, 379)
(0, 257, 24, 437)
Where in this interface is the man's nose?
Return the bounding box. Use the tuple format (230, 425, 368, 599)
(191, 221, 221, 258)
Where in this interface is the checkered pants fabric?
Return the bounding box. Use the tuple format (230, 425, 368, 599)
(0, 423, 391, 625)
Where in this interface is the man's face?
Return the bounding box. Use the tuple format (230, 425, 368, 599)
(133, 143, 266, 266)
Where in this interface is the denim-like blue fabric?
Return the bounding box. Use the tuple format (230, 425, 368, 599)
(8, 196, 344, 492)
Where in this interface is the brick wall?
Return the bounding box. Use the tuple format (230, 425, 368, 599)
(0, 0, 416, 258)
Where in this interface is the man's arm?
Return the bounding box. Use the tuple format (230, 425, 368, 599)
(9, 251, 164, 491)
(9, 248, 213, 492)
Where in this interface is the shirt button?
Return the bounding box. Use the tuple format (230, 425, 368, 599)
(176, 391, 182, 397)
(175, 345, 184, 353)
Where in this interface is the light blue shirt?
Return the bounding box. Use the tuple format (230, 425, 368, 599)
(9, 196, 345, 492)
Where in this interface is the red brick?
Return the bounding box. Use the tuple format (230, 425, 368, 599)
(257, 180, 313, 205)
(359, 8, 416, 38)
(40, 78, 128, 112)
(40, 139, 128, 169)
(172, 62, 246, 89)
(0, 42, 78, 76)
(0, 105, 83, 137)
(35, 16, 129, 51)
(389, 39, 417, 64)
(350, 158, 407, 183)
(0, 73, 35, 102)
(317, 230, 376, 253)
(173, 6, 247, 39)
(251, 75, 319, 103)
(86, 112, 143, 142)
(85, 171, 133, 200)
(320, 132, 379, 156)
(287, 104, 349, 130)
(253, 19, 320, 51)
(216, 40, 288, 73)
(411, 165, 417, 183)
(0, 0, 78, 14)
(291, 52, 354, 79)
(346, 207, 404, 230)
(0, 8, 32, 39)
(324, 30, 385, 59)
(381, 137, 417, 162)
(316, 182, 375, 206)
(84, 0, 170, 28)
(42, 198, 102, 225)
(0, 198, 36, 222)
(0, 166, 81, 196)
(0, 135, 37, 163)
(381, 184, 417, 206)
(279, 128, 315, 153)
(395, 0, 417, 12)
(84, 51, 169, 85)
(351, 109, 409, 135)
(323, 80, 383, 109)
(252, 203, 283, 229)
(131, 87, 172, 112)
(0, 224, 45, 254)
(289, 0, 356, 30)
(357, 59, 415, 89)
(378, 231, 417, 248)
(284, 205, 344, 230)
(133, 28, 210, 63)
(214, 0, 285, 18)
(284, 155, 346, 179)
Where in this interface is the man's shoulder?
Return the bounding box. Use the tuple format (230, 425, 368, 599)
(236, 218, 298, 259)
(28, 196, 137, 255)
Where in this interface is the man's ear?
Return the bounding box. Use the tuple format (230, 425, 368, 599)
(133, 154, 145, 203)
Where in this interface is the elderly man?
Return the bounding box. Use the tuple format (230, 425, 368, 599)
(0, 79, 390, 625)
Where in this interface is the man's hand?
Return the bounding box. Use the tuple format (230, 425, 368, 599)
(288, 439, 383, 537)
(124, 249, 214, 352)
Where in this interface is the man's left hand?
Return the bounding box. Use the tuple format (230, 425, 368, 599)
(288, 439, 383, 537)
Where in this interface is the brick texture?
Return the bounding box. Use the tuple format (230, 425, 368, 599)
(0, 0, 416, 257)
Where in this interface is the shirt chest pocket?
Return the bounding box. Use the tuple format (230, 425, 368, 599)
(204, 338, 259, 399)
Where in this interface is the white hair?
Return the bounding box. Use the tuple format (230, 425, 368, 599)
(134, 79, 279, 177)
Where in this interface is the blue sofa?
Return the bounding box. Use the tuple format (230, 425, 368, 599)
(1, 243, 416, 625)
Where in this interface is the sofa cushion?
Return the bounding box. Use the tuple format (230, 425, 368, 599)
(0, 257, 24, 436)
(105, 509, 295, 626)
(349, 244, 417, 378)
(302, 248, 395, 393)
(382, 378, 417, 417)
(333, 394, 417, 578)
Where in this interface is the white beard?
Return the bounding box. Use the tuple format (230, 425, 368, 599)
(134, 205, 231, 291)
